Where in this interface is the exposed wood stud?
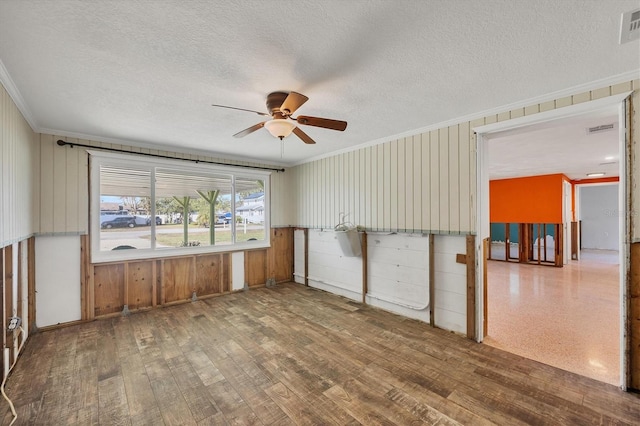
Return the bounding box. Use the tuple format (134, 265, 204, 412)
(361, 231, 368, 304)
(466, 235, 476, 340)
(429, 234, 435, 328)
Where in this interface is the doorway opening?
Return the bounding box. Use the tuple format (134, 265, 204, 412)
(474, 93, 630, 388)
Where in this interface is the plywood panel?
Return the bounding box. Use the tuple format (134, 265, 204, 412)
(163, 257, 194, 303)
(127, 261, 153, 310)
(271, 228, 293, 283)
(94, 264, 124, 316)
(245, 249, 267, 287)
(195, 254, 222, 296)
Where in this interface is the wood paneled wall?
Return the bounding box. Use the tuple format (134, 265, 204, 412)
(1, 83, 37, 246)
(35, 134, 293, 235)
(86, 228, 293, 319)
(290, 81, 639, 237)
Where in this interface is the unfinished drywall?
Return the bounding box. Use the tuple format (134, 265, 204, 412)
(35, 235, 81, 327)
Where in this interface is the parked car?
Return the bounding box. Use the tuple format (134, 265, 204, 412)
(101, 216, 136, 229)
(133, 215, 148, 226)
(145, 216, 162, 225)
(216, 214, 231, 225)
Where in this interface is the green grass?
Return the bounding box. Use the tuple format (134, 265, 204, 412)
(151, 229, 265, 247)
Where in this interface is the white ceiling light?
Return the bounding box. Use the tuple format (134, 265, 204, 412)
(586, 172, 606, 177)
(605, 156, 615, 160)
(264, 119, 296, 140)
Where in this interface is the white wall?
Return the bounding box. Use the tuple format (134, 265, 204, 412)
(295, 230, 436, 323)
(231, 251, 245, 291)
(366, 233, 430, 322)
(35, 235, 81, 327)
(305, 229, 363, 299)
(433, 236, 467, 334)
(579, 184, 619, 250)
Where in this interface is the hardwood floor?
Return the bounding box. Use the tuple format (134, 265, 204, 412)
(2, 282, 639, 425)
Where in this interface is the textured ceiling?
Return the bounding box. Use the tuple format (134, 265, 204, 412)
(0, 0, 638, 168)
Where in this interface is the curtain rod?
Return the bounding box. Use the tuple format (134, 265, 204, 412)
(56, 140, 286, 173)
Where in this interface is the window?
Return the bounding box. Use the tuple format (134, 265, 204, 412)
(90, 151, 270, 262)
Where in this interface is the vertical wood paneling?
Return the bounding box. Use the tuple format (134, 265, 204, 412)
(449, 125, 460, 233)
(458, 122, 471, 233)
(65, 138, 80, 231)
(439, 127, 449, 232)
(396, 139, 405, 231)
(39, 135, 54, 233)
(0, 83, 36, 247)
(390, 139, 399, 230)
(374, 145, 389, 230)
(421, 132, 430, 230)
(52, 136, 67, 233)
(429, 130, 439, 231)
(404, 137, 413, 231)
(412, 135, 422, 232)
(288, 80, 635, 241)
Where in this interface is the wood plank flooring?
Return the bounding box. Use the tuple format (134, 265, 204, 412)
(2, 282, 639, 425)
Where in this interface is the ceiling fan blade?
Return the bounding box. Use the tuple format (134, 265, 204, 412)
(295, 115, 347, 131)
(293, 127, 316, 144)
(212, 104, 269, 116)
(280, 92, 309, 116)
(233, 122, 266, 138)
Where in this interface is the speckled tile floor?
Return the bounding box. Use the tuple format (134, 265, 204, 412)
(484, 249, 620, 386)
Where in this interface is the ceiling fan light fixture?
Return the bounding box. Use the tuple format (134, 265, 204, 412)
(264, 119, 296, 140)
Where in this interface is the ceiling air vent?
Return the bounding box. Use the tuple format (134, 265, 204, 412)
(620, 9, 640, 44)
(586, 123, 615, 134)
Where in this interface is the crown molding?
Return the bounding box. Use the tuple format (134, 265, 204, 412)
(293, 69, 640, 166)
(0, 58, 38, 130)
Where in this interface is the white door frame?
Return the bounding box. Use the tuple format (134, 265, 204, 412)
(474, 91, 632, 390)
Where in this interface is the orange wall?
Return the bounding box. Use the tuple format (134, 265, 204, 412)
(490, 174, 565, 223)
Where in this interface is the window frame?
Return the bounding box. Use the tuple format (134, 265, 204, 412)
(89, 150, 271, 263)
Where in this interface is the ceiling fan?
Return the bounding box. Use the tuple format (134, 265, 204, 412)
(212, 91, 347, 144)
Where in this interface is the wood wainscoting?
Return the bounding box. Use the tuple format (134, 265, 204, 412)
(82, 227, 294, 320)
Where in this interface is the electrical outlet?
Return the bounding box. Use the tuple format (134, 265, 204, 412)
(7, 317, 21, 331)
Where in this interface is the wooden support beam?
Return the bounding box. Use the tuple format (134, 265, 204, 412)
(630, 242, 640, 390)
(304, 228, 309, 286)
(4, 245, 14, 359)
(28, 237, 36, 333)
(466, 235, 476, 340)
(429, 235, 435, 327)
(361, 232, 367, 304)
(483, 237, 489, 336)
